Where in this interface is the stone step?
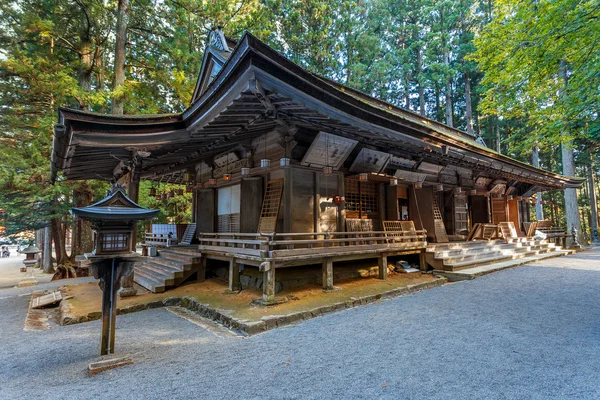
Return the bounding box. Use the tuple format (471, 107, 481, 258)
(143, 261, 184, 279)
(133, 267, 166, 293)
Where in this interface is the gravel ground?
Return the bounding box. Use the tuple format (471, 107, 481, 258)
(2, 249, 600, 399)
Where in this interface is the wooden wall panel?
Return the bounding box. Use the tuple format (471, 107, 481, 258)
(470, 195, 489, 224)
(291, 168, 315, 233)
(240, 177, 263, 233)
(195, 189, 215, 233)
(408, 186, 435, 242)
(491, 197, 508, 224)
(318, 173, 339, 232)
(386, 185, 400, 220)
(507, 199, 520, 232)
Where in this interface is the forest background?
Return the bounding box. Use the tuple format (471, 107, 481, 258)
(0, 0, 598, 270)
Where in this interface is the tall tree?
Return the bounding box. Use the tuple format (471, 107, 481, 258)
(112, 0, 128, 115)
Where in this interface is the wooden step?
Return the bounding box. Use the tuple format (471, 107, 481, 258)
(144, 261, 184, 279)
(444, 248, 555, 271)
(158, 250, 201, 263)
(437, 250, 575, 281)
(432, 243, 519, 258)
(149, 255, 190, 271)
(136, 264, 175, 286)
(134, 267, 166, 293)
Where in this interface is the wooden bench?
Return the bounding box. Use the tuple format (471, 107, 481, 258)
(525, 220, 569, 247)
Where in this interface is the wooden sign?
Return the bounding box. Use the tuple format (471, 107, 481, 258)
(301, 132, 357, 170)
(349, 148, 390, 173)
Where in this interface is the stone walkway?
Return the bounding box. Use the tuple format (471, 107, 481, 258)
(1, 248, 600, 399)
(0, 253, 54, 289)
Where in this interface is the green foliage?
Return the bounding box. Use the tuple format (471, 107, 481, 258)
(1, 0, 597, 239)
(472, 0, 599, 148)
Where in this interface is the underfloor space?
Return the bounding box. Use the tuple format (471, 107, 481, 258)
(59, 268, 437, 326)
(210, 255, 423, 294)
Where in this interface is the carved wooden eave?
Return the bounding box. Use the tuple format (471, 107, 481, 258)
(51, 32, 585, 191)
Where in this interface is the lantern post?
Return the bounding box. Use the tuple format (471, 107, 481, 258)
(71, 184, 158, 356)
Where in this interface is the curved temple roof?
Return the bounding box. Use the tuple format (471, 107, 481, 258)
(51, 31, 583, 191)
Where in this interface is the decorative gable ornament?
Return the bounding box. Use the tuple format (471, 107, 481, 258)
(209, 27, 230, 52)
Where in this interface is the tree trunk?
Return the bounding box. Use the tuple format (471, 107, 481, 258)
(43, 225, 54, 273)
(464, 70, 473, 135)
(559, 60, 582, 245)
(404, 77, 410, 110)
(51, 217, 67, 265)
(444, 50, 453, 127)
(112, 0, 129, 115)
(496, 124, 501, 153)
(435, 84, 441, 122)
(417, 47, 425, 117)
(562, 143, 582, 244)
(588, 155, 599, 242)
(77, 35, 92, 93)
(532, 144, 544, 220)
(71, 188, 94, 258)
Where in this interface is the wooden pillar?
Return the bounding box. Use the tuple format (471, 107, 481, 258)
(263, 264, 276, 303)
(283, 167, 292, 232)
(378, 254, 388, 280)
(197, 255, 206, 282)
(419, 250, 427, 271)
(322, 258, 333, 290)
(228, 257, 239, 292)
(386, 184, 400, 220)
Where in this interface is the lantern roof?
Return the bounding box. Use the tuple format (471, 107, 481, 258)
(70, 184, 159, 222)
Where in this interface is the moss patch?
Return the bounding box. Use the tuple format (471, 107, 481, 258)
(62, 271, 438, 326)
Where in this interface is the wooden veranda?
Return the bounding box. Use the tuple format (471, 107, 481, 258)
(198, 229, 427, 303)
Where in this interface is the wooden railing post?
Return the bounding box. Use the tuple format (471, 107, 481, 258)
(322, 257, 333, 290)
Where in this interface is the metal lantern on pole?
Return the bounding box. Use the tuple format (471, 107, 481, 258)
(70, 184, 158, 356)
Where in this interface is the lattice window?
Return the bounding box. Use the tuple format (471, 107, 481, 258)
(344, 179, 379, 218)
(218, 214, 240, 233)
(102, 233, 128, 252)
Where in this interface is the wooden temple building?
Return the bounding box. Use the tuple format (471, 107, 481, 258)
(50, 29, 582, 302)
